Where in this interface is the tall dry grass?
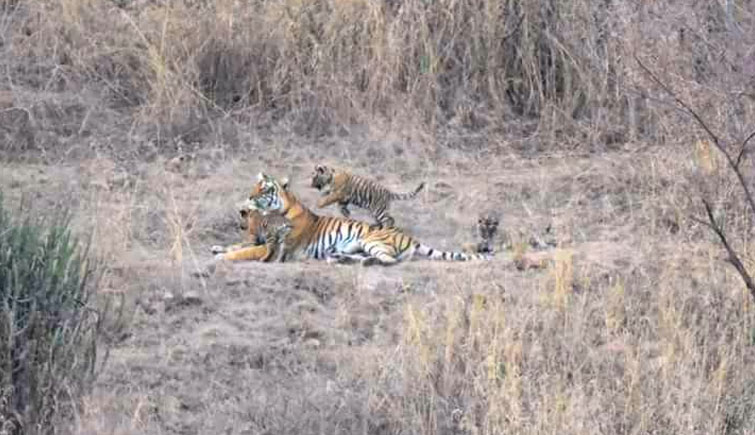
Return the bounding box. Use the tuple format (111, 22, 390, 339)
(2, 0, 753, 152)
(349, 253, 755, 434)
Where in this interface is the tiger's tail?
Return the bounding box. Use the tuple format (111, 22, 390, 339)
(390, 182, 426, 201)
(413, 242, 491, 261)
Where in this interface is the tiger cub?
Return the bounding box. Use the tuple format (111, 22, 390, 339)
(211, 208, 292, 262)
(310, 164, 425, 228)
(463, 214, 499, 254)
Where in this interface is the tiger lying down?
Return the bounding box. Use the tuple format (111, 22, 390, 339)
(213, 173, 491, 266)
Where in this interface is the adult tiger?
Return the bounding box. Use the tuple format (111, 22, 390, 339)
(215, 173, 490, 265)
(310, 164, 425, 228)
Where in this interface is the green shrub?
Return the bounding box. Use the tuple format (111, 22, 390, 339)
(0, 195, 105, 434)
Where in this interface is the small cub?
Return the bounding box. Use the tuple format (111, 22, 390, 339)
(464, 214, 499, 254)
(310, 164, 425, 228)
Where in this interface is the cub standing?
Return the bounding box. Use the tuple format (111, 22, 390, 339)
(311, 164, 425, 228)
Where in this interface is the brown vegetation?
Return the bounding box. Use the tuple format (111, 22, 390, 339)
(2, 0, 752, 157)
(2, 0, 755, 434)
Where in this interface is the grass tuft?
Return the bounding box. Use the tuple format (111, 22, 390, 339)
(0, 194, 106, 435)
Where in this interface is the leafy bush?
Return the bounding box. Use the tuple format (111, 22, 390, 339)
(0, 195, 105, 434)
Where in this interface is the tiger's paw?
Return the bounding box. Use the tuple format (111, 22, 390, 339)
(326, 253, 352, 264)
(211, 245, 226, 255)
(359, 257, 380, 267)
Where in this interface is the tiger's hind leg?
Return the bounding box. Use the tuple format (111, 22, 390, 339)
(360, 242, 399, 266)
(361, 252, 398, 266)
(370, 205, 395, 229)
(323, 244, 397, 266)
(320, 245, 365, 264)
(360, 256, 380, 267)
(326, 252, 370, 264)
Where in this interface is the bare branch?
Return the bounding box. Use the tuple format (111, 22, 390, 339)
(735, 129, 755, 168)
(635, 55, 755, 302)
(634, 53, 755, 223)
(624, 87, 692, 117)
(701, 199, 755, 301)
(688, 215, 715, 230)
(634, 53, 722, 148)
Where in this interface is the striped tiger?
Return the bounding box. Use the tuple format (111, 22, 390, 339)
(211, 207, 292, 262)
(215, 173, 490, 265)
(310, 164, 425, 228)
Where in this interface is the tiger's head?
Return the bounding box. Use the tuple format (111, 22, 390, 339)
(247, 172, 292, 216)
(311, 165, 335, 192)
(237, 201, 263, 231)
(238, 206, 252, 231)
(236, 204, 262, 244)
(477, 214, 499, 241)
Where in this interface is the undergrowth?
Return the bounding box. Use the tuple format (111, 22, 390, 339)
(0, 195, 106, 435)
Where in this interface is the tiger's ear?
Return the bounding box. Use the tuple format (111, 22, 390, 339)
(315, 165, 325, 173)
(257, 172, 265, 182)
(280, 177, 290, 190)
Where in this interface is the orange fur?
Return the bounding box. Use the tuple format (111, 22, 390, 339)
(213, 208, 291, 262)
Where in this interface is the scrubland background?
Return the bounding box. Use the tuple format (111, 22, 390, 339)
(2, 0, 755, 433)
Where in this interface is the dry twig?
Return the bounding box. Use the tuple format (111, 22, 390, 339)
(635, 53, 755, 301)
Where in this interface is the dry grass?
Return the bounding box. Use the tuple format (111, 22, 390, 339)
(3, 139, 755, 434)
(2, 0, 753, 156)
(2, 0, 755, 434)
